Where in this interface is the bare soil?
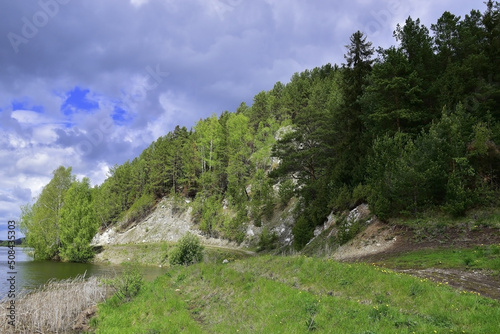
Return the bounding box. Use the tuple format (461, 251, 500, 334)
(395, 268, 500, 300)
(334, 220, 500, 300)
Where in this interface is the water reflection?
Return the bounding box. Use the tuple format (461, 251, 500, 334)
(0, 247, 166, 298)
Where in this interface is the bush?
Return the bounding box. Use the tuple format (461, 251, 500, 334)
(352, 183, 370, 206)
(278, 179, 295, 207)
(257, 228, 278, 252)
(124, 193, 155, 226)
(332, 185, 352, 211)
(222, 208, 247, 243)
(442, 171, 474, 217)
(194, 195, 223, 236)
(336, 215, 362, 245)
(169, 232, 204, 265)
(292, 215, 314, 250)
(107, 263, 144, 303)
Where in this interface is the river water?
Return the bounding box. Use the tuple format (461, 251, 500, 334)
(0, 247, 166, 299)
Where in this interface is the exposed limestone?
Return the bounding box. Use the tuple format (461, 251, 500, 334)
(91, 198, 241, 249)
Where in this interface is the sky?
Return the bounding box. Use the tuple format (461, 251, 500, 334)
(0, 0, 482, 237)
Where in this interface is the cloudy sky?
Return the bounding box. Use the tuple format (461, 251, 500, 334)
(0, 0, 480, 236)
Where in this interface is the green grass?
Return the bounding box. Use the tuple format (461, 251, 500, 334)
(94, 278, 203, 333)
(94, 255, 500, 333)
(376, 244, 500, 271)
(95, 242, 253, 266)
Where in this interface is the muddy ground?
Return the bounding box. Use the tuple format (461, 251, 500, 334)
(336, 221, 500, 300)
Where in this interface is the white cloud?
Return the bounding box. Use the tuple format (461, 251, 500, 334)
(130, 0, 150, 8)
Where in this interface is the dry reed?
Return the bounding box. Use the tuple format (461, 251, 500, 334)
(0, 274, 108, 333)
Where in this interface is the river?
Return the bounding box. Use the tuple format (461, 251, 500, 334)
(0, 247, 167, 299)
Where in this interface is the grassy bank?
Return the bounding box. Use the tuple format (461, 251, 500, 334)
(93, 255, 500, 333)
(93, 242, 254, 266)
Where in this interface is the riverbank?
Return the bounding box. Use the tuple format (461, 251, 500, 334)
(92, 242, 255, 266)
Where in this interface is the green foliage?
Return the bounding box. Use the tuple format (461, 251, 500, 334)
(331, 185, 352, 211)
(366, 105, 494, 219)
(226, 113, 253, 206)
(106, 262, 144, 304)
(352, 183, 370, 206)
(249, 169, 275, 226)
(292, 216, 314, 250)
(257, 228, 278, 252)
(168, 232, 204, 266)
(442, 165, 475, 217)
(336, 215, 363, 245)
(20, 166, 74, 260)
(361, 47, 425, 135)
(193, 194, 224, 236)
(59, 178, 99, 262)
(195, 114, 225, 179)
(222, 209, 247, 243)
(124, 192, 155, 227)
(277, 179, 295, 208)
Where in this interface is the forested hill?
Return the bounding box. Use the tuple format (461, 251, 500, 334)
(21, 2, 500, 261)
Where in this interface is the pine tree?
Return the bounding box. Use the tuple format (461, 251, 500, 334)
(361, 47, 424, 135)
(336, 31, 374, 184)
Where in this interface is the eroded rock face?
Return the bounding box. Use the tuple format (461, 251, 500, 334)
(91, 198, 240, 248)
(332, 220, 397, 260)
(311, 204, 372, 241)
(91, 199, 194, 246)
(346, 203, 371, 225)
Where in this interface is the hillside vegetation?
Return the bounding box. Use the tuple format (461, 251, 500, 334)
(20, 2, 500, 260)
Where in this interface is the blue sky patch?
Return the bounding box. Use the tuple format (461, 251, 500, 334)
(112, 106, 134, 125)
(61, 86, 99, 115)
(11, 100, 44, 113)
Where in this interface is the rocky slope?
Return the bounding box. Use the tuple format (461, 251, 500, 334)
(91, 197, 242, 248)
(91, 196, 385, 259)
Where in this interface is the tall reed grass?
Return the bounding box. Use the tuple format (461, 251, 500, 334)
(0, 274, 108, 333)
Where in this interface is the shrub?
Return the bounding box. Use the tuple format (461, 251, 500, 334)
(442, 172, 474, 217)
(107, 262, 144, 303)
(194, 195, 223, 236)
(169, 232, 204, 265)
(292, 215, 314, 250)
(222, 209, 247, 243)
(123, 193, 155, 229)
(257, 228, 278, 252)
(332, 185, 352, 211)
(336, 215, 362, 245)
(278, 179, 295, 207)
(352, 183, 370, 206)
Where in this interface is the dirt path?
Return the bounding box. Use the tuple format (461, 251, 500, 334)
(394, 268, 500, 300)
(335, 221, 500, 300)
